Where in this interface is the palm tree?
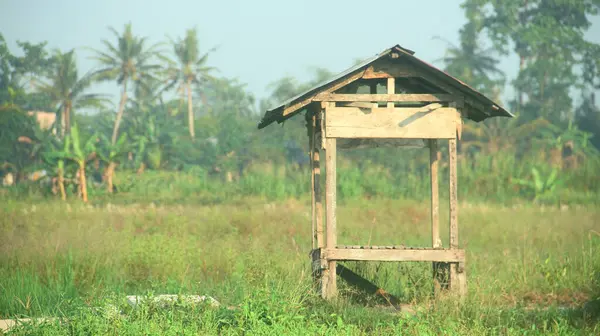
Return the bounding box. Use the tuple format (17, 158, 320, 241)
(164, 27, 216, 139)
(433, 22, 505, 97)
(36, 49, 106, 137)
(90, 23, 162, 144)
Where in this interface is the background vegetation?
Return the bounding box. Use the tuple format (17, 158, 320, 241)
(1, 2, 600, 206)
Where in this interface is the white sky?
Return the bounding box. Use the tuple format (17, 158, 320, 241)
(1, 0, 600, 112)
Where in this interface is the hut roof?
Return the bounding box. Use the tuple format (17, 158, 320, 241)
(258, 44, 512, 129)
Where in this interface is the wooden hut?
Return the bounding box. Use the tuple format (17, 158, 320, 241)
(257, 45, 513, 300)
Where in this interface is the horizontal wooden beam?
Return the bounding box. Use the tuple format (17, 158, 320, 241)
(314, 93, 458, 102)
(282, 69, 366, 117)
(324, 106, 460, 139)
(325, 248, 465, 262)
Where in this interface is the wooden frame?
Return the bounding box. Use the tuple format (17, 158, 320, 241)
(259, 45, 512, 305)
(306, 75, 467, 301)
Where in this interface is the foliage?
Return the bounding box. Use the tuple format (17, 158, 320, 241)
(461, 0, 600, 123)
(434, 2, 505, 98)
(1, 5, 600, 206)
(512, 167, 562, 201)
(0, 106, 42, 176)
(35, 49, 108, 136)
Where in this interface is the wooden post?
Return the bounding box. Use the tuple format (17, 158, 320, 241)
(324, 132, 337, 299)
(430, 139, 446, 294)
(387, 77, 395, 108)
(430, 139, 440, 248)
(448, 137, 466, 298)
(309, 110, 326, 292)
(310, 114, 324, 250)
(310, 115, 316, 250)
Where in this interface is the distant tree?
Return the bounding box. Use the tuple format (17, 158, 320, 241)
(90, 23, 162, 144)
(200, 77, 256, 117)
(35, 49, 107, 137)
(462, 0, 600, 122)
(0, 33, 54, 110)
(0, 105, 40, 180)
(164, 27, 216, 139)
(434, 3, 504, 99)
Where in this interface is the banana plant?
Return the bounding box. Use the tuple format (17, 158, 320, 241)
(97, 132, 130, 193)
(538, 120, 599, 161)
(129, 113, 168, 171)
(66, 124, 98, 202)
(512, 167, 563, 201)
(42, 137, 71, 201)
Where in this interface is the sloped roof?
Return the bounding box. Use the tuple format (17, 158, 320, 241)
(258, 44, 512, 129)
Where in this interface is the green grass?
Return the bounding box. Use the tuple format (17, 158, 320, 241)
(1, 196, 600, 334)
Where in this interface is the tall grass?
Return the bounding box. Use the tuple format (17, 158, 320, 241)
(1, 198, 599, 334)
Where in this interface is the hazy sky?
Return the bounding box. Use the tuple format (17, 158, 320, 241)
(2, 0, 600, 111)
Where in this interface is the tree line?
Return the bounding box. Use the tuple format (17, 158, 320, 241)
(1, 1, 600, 204)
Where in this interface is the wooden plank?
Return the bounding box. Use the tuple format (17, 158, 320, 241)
(324, 134, 337, 299)
(430, 139, 441, 248)
(337, 245, 408, 249)
(337, 138, 426, 150)
(340, 102, 377, 108)
(282, 69, 366, 117)
(325, 248, 465, 262)
(313, 93, 456, 102)
(387, 77, 395, 108)
(324, 106, 460, 139)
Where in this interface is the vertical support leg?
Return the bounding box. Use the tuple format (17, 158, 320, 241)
(310, 115, 316, 250)
(430, 139, 447, 295)
(324, 136, 337, 299)
(430, 139, 440, 248)
(314, 118, 324, 251)
(310, 113, 325, 291)
(387, 77, 395, 108)
(448, 138, 466, 299)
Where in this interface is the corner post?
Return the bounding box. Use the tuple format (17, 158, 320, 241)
(387, 77, 395, 108)
(323, 102, 337, 299)
(430, 139, 446, 294)
(309, 110, 324, 250)
(448, 132, 466, 299)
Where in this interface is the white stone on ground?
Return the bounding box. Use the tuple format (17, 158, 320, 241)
(126, 294, 220, 308)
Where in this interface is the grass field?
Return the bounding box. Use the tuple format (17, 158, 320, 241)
(1, 195, 600, 335)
